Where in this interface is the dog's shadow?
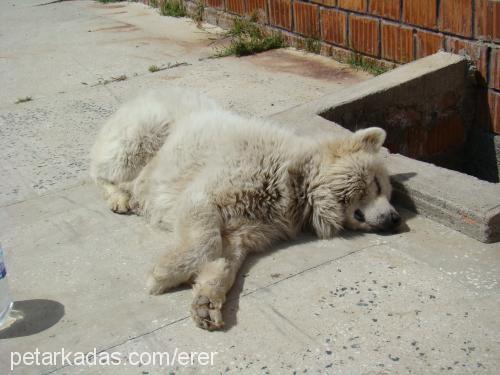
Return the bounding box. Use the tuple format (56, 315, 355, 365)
(220, 211, 414, 331)
(220, 235, 315, 331)
(219, 231, 377, 331)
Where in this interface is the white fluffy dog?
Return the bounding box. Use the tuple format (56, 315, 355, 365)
(90, 88, 400, 330)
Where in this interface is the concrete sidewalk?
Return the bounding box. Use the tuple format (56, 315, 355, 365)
(0, 1, 499, 374)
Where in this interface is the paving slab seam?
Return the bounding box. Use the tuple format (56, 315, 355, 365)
(0, 181, 90, 210)
(43, 243, 380, 374)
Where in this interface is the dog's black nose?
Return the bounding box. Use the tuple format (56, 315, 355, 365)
(380, 211, 401, 231)
(391, 211, 401, 227)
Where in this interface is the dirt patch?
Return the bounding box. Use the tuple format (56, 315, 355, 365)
(90, 22, 139, 33)
(246, 49, 361, 82)
(88, 3, 126, 9)
(108, 35, 210, 53)
(159, 75, 181, 81)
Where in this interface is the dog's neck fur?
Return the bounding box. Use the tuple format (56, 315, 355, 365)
(288, 146, 346, 239)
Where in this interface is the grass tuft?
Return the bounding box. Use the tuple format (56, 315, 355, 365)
(347, 55, 390, 76)
(149, 64, 161, 72)
(148, 61, 189, 73)
(214, 17, 285, 57)
(92, 74, 128, 86)
(304, 38, 320, 54)
(190, 0, 204, 25)
(15, 96, 33, 104)
(160, 0, 186, 17)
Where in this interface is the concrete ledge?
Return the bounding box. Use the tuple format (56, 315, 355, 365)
(270, 52, 500, 243)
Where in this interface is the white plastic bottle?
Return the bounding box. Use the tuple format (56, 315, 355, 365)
(0, 243, 13, 328)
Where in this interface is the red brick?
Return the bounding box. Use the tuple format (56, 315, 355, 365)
(293, 2, 319, 38)
(349, 14, 380, 57)
(246, 0, 266, 19)
(269, 0, 292, 30)
(488, 90, 500, 134)
(445, 37, 488, 84)
(439, 0, 473, 37)
(368, 0, 400, 21)
(415, 30, 443, 58)
(312, 0, 337, 6)
(320, 8, 347, 46)
(338, 0, 366, 12)
(490, 48, 500, 91)
(226, 0, 245, 15)
(402, 0, 437, 29)
(381, 22, 414, 63)
(247, 0, 265, 11)
(475, 0, 500, 42)
(406, 126, 427, 158)
(204, 0, 224, 9)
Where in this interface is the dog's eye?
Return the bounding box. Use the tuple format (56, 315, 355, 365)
(374, 177, 381, 195)
(354, 209, 365, 222)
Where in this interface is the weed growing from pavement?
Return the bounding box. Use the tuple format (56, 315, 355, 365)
(149, 64, 161, 73)
(214, 17, 285, 57)
(190, 0, 204, 26)
(92, 74, 128, 86)
(304, 38, 321, 54)
(148, 62, 189, 73)
(15, 96, 33, 104)
(347, 55, 391, 76)
(160, 0, 187, 17)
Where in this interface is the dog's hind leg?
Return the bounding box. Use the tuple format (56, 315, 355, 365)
(98, 178, 132, 214)
(90, 115, 171, 214)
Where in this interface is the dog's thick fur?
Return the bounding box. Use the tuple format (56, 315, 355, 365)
(90, 88, 400, 330)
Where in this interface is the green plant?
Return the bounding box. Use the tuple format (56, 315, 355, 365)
(160, 0, 186, 17)
(304, 38, 320, 54)
(149, 0, 158, 7)
(190, 0, 204, 25)
(92, 74, 128, 86)
(214, 17, 285, 57)
(149, 64, 161, 72)
(347, 55, 390, 76)
(15, 96, 32, 104)
(148, 61, 189, 72)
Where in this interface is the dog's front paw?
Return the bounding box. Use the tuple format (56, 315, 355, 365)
(107, 191, 130, 214)
(191, 294, 224, 331)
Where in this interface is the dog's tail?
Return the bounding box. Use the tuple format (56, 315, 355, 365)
(90, 87, 219, 184)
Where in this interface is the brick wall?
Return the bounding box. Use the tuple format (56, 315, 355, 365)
(140, 0, 500, 135)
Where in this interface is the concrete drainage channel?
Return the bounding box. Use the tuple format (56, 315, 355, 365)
(271, 52, 500, 243)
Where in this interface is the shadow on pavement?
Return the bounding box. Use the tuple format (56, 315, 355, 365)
(0, 299, 64, 339)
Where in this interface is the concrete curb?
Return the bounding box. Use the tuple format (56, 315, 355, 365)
(270, 52, 500, 243)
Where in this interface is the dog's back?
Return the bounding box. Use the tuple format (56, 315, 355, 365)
(90, 87, 219, 185)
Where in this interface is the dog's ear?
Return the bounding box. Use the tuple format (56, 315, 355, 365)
(351, 127, 386, 153)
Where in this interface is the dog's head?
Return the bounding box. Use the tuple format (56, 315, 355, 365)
(309, 127, 400, 238)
